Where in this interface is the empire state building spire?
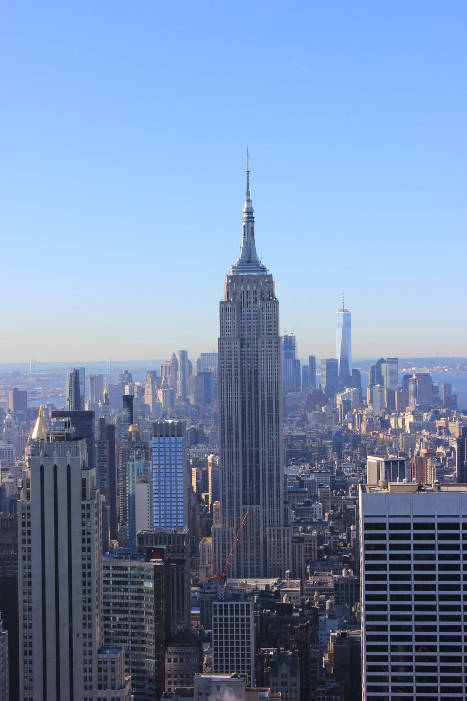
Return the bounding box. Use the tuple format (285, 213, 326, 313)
(231, 151, 266, 274)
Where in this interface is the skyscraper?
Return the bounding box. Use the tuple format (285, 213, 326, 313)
(308, 355, 316, 389)
(96, 418, 117, 541)
(382, 357, 398, 390)
(103, 552, 172, 701)
(89, 374, 104, 409)
(212, 591, 255, 684)
(212, 156, 291, 579)
(121, 394, 134, 443)
(177, 350, 190, 401)
(152, 420, 188, 530)
(336, 299, 351, 385)
(282, 334, 301, 394)
(51, 409, 95, 468)
(19, 431, 103, 700)
(320, 358, 339, 398)
(360, 482, 467, 700)
(66, 367, 85, 411)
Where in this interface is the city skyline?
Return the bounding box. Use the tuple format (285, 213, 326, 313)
(1, 2, 466, 362)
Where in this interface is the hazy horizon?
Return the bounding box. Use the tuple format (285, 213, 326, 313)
(1, 2, 466, 362)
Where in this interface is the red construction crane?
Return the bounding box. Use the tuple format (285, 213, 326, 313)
(212, 508, 251, 585)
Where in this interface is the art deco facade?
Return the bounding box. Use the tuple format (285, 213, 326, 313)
(212, 159, 291, 579)
(19, 434, 103, 701)
(19, 428, 129, 701)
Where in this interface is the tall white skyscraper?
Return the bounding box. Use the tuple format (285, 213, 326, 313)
(336, 299, 351, 384)
(212, 156, 291, 579)
(152, 420, 188, 530)
(360, 482, 467, 700)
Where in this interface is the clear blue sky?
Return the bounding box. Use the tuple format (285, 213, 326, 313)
(1, 1, 466, 362)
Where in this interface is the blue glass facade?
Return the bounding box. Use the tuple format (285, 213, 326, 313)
(152, 421, 187, 530)
(336, 309, 351, 383)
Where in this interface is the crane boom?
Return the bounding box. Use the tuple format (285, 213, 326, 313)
(211, 508, 251, 585)
(220, 508, 251, 583)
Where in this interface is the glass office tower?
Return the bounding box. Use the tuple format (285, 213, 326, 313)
(336, 303, 351, 384)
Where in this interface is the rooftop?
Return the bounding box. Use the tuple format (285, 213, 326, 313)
(361, 482, 467, 494)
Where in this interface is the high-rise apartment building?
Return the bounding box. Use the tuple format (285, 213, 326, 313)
(103, 552, 171, 701)
(19, 432, 103, 701)
(212, 158, 291, 579)
(336, 302, 351, 384)
(360, 482, 467, 700)
(152, 420, 188, 530)
(66, 367, 85, 411)
(137, 530, 191, 635)
(212, 591, 255, 685)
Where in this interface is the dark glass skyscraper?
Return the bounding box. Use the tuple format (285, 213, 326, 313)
(66, 367, 85, 411)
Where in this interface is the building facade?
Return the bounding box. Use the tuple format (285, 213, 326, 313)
(283, 334, 301, 394)
(212, 594, 255, 686)
(212, 159, 291, 579)
(102, 553, 171, 701)
(137, 530, 191, 636)
(152, 420, 188, 531)
(320, 359, 339, 398)
(336, 304, 351, 385)
(165, 631, 202, 692)
(360, 482, 467, 700)
(66, 367, 85, 411)
(19, 433, 103, 701)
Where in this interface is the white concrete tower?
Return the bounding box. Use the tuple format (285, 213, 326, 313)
(212, 154, 291, 579)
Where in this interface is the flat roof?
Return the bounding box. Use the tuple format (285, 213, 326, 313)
(361, 483, 467, 494)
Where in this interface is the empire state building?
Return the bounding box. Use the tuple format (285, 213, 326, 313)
(212, 157, 291, 579)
